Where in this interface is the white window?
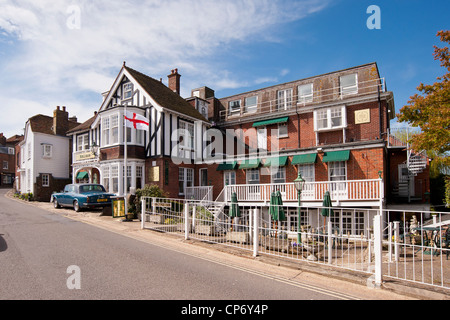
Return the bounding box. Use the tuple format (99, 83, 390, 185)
(298, 83, 313, 104)
(112, 115, 119, 144)
(102, 166, 110, 192)
(77, 134, 89, 151)
(123, 83, 133, 100)
(245, 96, 257, 113)
(257, 127, 267, 150)
(340, 74, 358, 96)
(27, 143, 31, 159)
(298, 164, 315, 182)
(271, 166, 286, 184)
(178, 120, 195, 158)
(102, 117, 110, 146)
(179, 167, 193, 195)
(329, 161, 346, 181)
(278, 123, 288, 138)
(42, 174, 49, 187)
(314, 106, 346, 131)
(2, 161, 8, 170)
(224, 170, 236, 186)
(277, 89, 292, 110)
(8, 147, 14, 155)
(246, 168, 260, 184)
(136, 166, 143, 189)
(42, 144, 52, 158)
(229, 100, 241, 114)
(111, 165, 119, 193)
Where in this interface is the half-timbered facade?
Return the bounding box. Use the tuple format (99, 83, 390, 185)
(67, 64, 209, 198)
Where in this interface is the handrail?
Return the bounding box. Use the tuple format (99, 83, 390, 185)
(219, 77, 386, 122)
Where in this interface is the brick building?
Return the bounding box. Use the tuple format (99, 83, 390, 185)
(67, 62, 429, 235)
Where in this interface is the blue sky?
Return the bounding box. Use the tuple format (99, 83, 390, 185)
(0, 0, 449, 138)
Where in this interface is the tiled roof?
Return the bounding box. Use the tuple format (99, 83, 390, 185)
(29, 114, 79, 136)
(67, 114, 97, 134)
(124, 66, 207, 122)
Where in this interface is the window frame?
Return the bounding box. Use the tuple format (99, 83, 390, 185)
(340, 73, 358, 96)
(42, 144, 52, 158)
(298, 83, 313, 104)
(277, 88, 293, 110)
(277, 123, 288, 138)
(42, 173, 50, 187)
(314, 106, 347, 131)
(229, 99, 241, 115)
(245, 96, 258, 113)
(246, 168, 260, 185)
(123, 82, 133, 100)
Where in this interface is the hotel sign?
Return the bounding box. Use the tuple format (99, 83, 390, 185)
(75, 151, 96, 161)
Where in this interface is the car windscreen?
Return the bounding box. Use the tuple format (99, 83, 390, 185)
(79, 185, 106, 193)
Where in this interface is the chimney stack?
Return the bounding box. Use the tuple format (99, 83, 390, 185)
(167, 68, 181, 95)
(53, 106, 69, 135)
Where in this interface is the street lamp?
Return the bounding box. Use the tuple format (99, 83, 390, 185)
(294, 172, 305, 244)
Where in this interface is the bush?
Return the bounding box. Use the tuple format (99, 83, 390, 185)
(131, 184, 168, 214)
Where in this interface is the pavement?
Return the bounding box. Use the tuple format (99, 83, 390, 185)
(5, 190, 449, 300)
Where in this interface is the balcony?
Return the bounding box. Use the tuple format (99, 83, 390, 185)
(219, 77, 386, 122)
(223, 179, 383, 207)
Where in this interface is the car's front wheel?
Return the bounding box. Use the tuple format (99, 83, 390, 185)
(53, 198, 61, 209)
(73, 200, 81, 212)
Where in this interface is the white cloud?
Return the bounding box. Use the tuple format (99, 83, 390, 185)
(0, 0, 330, 137)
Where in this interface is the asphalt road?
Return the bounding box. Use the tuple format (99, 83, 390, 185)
(0, 189, 356, 302)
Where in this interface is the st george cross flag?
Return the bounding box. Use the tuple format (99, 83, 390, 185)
(124, 111, 149, 131)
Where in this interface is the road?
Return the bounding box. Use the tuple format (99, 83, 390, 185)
(0, 189, 412, 305)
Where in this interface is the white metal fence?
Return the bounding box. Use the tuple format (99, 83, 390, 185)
(140, 197, 450, 291)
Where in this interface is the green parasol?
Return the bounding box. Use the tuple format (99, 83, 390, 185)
(321, 191, 334, 217)
(229, 192, 241, 218)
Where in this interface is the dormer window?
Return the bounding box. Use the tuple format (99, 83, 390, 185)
(340, 74, 358, 96)
(298, 83, 313, 104)
(229, 100, 241, 114)
(123, 83, 133, 100)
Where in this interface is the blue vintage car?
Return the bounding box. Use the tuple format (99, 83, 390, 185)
(51, 184, 115, 212)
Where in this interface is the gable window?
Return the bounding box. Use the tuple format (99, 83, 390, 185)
(340, 74, 358, 96)
(112, 114, 119, 144)
(102, 117, 110, 146)
(77, 134, 89, 151)
(298, 83, 313, 104)
(245, 96, 257, 113)
(123, 83, 133, 100)
(314, 106, 346, 131)
(229, 100, 241, 115)
(42, 144, 52, 158)
(42, 174, 49, 187)
(277, 89, 292, 110)
(178, 120, 195, 158)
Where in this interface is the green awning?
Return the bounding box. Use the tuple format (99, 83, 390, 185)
(263, 156, 288, 167)
(76, 171, 89, 179)
(216, 161, 238, 171)
(239, 159, 261, 169)
(252, 116, 289, 127)
(322, 150, 350, 163)
(291, 153, 317, 165)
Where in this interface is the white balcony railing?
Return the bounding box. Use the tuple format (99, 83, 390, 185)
(185, 186, 213, 201)
(224, 179, 383, 203)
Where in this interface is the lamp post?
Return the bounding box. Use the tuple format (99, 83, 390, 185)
(294, 172, 305, 244)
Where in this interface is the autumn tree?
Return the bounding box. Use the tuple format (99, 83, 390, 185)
(398, 30, 450, 167)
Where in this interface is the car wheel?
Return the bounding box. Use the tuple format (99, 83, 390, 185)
(73, 200, 81, 212)
(53, 198, 61, 209)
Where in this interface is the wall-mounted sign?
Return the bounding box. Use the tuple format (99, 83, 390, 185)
(75, 151, 96, 161)
(355, 109, 371, 124)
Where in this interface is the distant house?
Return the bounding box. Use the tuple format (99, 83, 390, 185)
(0, 133, 19, 188)
(16, 106, 80, 201)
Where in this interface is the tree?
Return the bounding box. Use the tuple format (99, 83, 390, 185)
(397, 30, 450, 166)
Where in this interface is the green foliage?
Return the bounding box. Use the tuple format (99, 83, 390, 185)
(131, 184, 168, 214)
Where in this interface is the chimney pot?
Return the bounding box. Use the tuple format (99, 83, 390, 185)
(167, 68, 181, 95)
(62, 106, 66, 112)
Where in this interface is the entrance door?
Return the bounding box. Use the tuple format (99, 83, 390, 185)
(398, 164, 414, 197)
